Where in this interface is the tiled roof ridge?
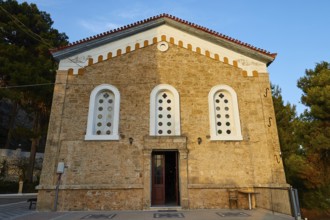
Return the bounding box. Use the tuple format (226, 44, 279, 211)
(51, 13, 276, 58)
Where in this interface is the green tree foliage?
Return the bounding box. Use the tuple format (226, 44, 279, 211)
(0, 0, 68, 182)
(271, 85, 303, 189)
(272, 84, 298, 158)
(295, 61, 330, 210)
(0, 0, 68, 99)
(298, 62, 330, 121)
(273, 63, 330, 211)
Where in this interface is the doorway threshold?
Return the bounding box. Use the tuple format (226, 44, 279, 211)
(149, 206, 182, 211)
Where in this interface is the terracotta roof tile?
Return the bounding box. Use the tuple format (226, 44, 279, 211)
(51, 13, 276, 58)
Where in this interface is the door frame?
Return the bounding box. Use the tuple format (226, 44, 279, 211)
(151, 151, 179, 206)
(143, 136, 188, 209)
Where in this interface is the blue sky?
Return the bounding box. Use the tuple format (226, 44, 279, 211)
(18, 0, 330, 114)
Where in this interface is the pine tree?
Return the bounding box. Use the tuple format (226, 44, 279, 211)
(271, 84, 301, 187)
(0, 0, 68, 182)
(296, 61, 330, 209)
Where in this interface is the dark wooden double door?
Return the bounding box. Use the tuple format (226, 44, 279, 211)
(152, 151, 179, 206)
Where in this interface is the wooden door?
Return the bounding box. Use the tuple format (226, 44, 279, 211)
(152, 153, 165, 205)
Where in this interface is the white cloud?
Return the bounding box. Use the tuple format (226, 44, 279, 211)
(117, 10, 149, 20)
(77, 7, 156, 36)
(78, 19, 120, 34)
(115, 8, 157, 20)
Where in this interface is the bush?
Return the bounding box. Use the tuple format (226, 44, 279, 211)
(0, 180, 19, 194)
(0, 180, 38, 194)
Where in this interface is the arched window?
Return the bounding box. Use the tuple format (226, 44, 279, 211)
(208, 85, 242, 141)
(150, 84, 180, 136)
(85, 84, 120, 140)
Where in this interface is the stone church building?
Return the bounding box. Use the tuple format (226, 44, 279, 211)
(37, 14, 291, 213)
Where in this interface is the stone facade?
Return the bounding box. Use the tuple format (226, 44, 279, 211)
(37, 15, 291, 214)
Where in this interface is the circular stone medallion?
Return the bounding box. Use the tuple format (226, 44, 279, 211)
(157, 41, 169, 52)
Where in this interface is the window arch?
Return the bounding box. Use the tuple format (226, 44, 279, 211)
(208, 85, 242, 140)
(85, 84, 120, 140)
(150, 84, 180, 136)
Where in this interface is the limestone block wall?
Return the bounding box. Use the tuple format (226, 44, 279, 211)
(38, 42, 288, 211)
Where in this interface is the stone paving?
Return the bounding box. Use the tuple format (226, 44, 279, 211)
(0, 201, 35, 220)
(0, 194, 37, 205)
(1, 205, 295, 220)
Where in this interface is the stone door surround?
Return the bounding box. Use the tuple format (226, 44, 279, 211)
(143, 136, 188, 209)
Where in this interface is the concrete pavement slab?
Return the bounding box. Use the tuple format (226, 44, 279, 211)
(0, 193, 37, 205)
(0, 201, 34, 220)
(13, 209, 295, 220)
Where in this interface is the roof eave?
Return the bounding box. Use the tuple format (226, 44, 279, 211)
(163, 18, 276, 65)
(52, 16, 276, 65)
(51, 18, 167, 61)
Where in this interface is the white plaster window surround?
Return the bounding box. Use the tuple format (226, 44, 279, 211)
(208, 85, 242, 141)
(85, 84, 120, 140)
(150, 84, 181, 136)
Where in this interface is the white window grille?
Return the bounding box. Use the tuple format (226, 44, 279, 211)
(150, 84, 180, 136)
(85, 84, 120, 140)
(208, 85, 242, 141)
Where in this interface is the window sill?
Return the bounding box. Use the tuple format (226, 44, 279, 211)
(209, 135, 243, 141)
(84, 134, 120, 141)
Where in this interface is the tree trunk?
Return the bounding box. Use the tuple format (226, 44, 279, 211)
(4, 101, 19, 149)
(26, 111, 40, 183)
(27, 138, 37, 182)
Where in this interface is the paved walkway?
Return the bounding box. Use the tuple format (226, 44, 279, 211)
(0, 201, 35, 220)
(0, 193, 37, 205)
(1, 206, 295, 220)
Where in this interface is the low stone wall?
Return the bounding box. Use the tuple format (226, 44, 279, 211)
(255, 187, 292, 215)
(0, 148, 44, 181)
(0, 148, 44, 159)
